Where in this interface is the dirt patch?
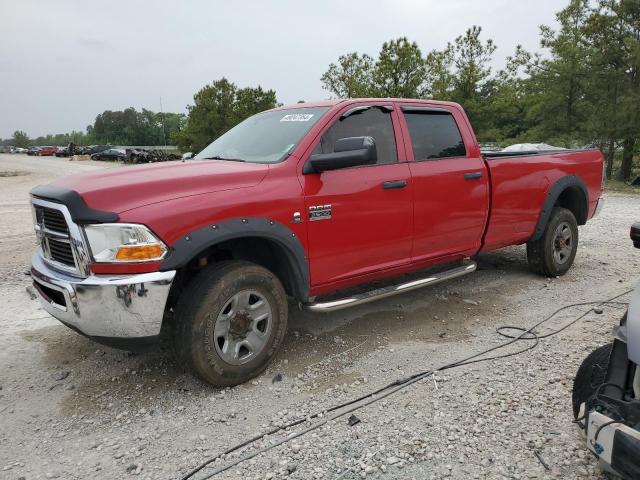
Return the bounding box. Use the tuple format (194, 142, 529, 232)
(0, 170, 29, 177)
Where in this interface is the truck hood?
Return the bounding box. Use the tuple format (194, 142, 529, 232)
(51, 159, 269, 214)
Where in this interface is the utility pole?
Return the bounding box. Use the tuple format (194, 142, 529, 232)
(159, 96, 167, 146)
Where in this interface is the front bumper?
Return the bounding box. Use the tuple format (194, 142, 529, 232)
(30, 252, 175, 344)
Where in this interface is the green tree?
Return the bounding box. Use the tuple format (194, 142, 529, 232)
(90, 108, 185, 146)
(451, 26, 496, 103)
(373, 37, 426, 97)
(423, 46, 455, 99)
(449, 26, 497, 131)
(320, 52, 375, 98)
(12, 130, 30, 148)
(174, 78, 278, 152)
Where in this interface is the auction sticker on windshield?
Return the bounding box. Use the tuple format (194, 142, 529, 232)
(280, 114, 314, 122)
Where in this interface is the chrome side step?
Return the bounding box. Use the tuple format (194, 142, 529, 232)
(302, 259, 477, 313)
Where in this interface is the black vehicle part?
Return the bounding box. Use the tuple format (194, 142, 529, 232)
(30, 185, 118, 224)
(160, 218, 309, 301)
(632, 223, 640, 249)
(588, 338, 640, 429)
(530, 175, 588, 242)
(602, 338, 633, 400)
(572, 343, 612, 418)
(611, 429, 640, 479)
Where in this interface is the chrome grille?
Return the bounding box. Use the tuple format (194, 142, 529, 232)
(32, 199, 89, 276)
(47, 237, 75, 266)
(42, 208, 69, 234)
(34, 205, 76, 269)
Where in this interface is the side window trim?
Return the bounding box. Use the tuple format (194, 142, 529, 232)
(341, 104, 394, 119)
(400, 105, 448, 114)
(401, 107, 467, 162)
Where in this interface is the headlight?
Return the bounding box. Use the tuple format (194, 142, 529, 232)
(83, 223, 167, 263)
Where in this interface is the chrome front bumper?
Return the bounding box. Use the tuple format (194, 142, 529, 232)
(31, 252, 176, 340)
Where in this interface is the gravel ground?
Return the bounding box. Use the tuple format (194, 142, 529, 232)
(0, 153, 638, 480)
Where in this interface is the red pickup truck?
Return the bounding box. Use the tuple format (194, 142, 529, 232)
(30, 99, 605, 386)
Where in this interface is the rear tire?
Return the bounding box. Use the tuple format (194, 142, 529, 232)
(572, 343, 612, 419)
(527, 207, 578, 276)
(174, 261, 288, 386)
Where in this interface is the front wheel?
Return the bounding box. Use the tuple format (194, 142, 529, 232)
(527, 207, 578, 276)
(572, 343, 612, 418)
(174, 261, 288, 386)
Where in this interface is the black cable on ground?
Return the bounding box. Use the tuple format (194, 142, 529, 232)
(179, 289, 632, 480)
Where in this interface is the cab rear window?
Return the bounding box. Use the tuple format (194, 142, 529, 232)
(403, 110, 466, 160)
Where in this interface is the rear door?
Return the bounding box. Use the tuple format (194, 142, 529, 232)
(399, 104, 489, 262)
(301, 103, 413, 288)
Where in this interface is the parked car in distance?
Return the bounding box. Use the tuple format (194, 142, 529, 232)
(88, 145, 112, 155)
(90, 148, 126, 161)
(38, 146, 58, 156)
(9, 147, 28, 154)
(27, 146, 42, 156)
(29, 98, 605, 387)
(55, 147, 68, 157)
(73, 146, 91, 155)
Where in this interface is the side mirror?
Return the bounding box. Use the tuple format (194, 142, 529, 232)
(632, 223, 640, 249)
(182, 152, 194, 160)
(304, 136, 376, 174)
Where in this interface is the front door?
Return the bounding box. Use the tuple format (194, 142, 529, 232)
(301, 104, 413, 289)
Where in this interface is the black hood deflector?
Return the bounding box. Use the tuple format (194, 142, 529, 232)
(30, 185, 119, 224)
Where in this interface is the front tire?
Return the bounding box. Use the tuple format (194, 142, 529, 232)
(527, 207, 578, 276)
(174, 261, 288, 386)
(572, 343, 612, 418)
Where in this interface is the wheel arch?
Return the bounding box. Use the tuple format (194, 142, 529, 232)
(530, 175, 588, 242)
(160, 218, 309, 303)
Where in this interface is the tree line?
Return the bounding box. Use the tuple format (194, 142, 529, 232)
(2, 0, 637, 180)
(1, 108, 186, 149)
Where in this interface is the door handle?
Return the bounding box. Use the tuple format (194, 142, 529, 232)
(464, 172, 483, 180)
(382, 180, 407, 190)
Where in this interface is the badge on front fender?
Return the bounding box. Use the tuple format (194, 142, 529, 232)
(309, 205, 332, 221)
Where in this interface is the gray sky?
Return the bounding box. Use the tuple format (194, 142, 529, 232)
(0, 0, 562, 139)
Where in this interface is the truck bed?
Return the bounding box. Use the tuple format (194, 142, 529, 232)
(481, 148, 603, 252)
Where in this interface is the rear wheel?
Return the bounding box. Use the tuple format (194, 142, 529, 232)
(572, 343, 612, 419)
(527, 207, 578, 276)
(174, 261, 288, 386)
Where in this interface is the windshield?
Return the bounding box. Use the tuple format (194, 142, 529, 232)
(195, 107, 329, 163)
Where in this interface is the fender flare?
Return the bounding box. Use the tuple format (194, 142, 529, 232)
(530, 175, 588, 242)
(159, 217, 309, 300)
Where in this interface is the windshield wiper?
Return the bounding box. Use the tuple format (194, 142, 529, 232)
(202, 155, 245, 162)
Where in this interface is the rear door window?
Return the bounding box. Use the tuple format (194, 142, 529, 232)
(403, 110, 466, 160)
(315, 107, 397, 165)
